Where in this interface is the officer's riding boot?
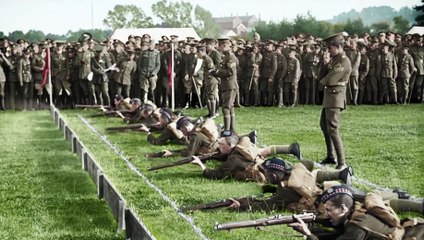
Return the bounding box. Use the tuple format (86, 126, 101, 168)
(0, 96, 5, 111)
(352, 90, 358, 105)
(389, 199, 424, 214)
(277, 92, 284, 107)
(332, 135, 346, 170)
(316, 166, 353, 186)
(230, 109, 236, 132)
(289, 143, 302, 160)
(184, 94, 190, 109)
(291, 90, 298, 107)
(321, 133, 337, 165)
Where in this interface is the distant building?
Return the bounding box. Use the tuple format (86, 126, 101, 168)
(213, 15, 258, 37)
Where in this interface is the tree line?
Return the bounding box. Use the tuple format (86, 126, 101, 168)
(0, 0, 420, 43)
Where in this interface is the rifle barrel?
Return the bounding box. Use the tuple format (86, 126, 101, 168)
(215, 213, 316, 231)
(147, 152, 220, 171)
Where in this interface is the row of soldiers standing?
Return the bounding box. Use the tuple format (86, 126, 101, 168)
(0, 31, 423, 112)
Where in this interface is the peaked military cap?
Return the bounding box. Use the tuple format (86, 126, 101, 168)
(323, 32, 345, 46)
(113, 39, 125, 46)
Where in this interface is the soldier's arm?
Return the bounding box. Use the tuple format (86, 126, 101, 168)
(152, 51, 161, 75)
(17, 59, 23, 84)
(202, 157, 235, 180)
(363, 57, 370, 77)
(393, 56, 398, 80)
(352, 52, 361, 70)
(409, 55, 417, 73)
(216, 54, 237, 78)
(270, 53, 278, 79)
(319, 59, 351, 87)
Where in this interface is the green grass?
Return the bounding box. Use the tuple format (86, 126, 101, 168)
(0, 111, 123, 240)
(60, 104, 424, 240)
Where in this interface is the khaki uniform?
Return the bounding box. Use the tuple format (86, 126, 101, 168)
(366, 50, 380, 104)
(397, 53, 416, 104)
(138, 49, 160, 102)
(275, 51, 288, 106)
(115, 59, 136, 99)
(345, 49, 361, 105)
(180, 131, 214, 158)
(319, 52, 352, 166)
(377, 52, 398, 103)
(410, 46, 424, 102)
(284, 56, 302, 106)
(52, 52, 71, 96)
(244, 52, 262, 106)
(358, 53, 369, 104)
(202, 54, 219, 117)
(17, 57, 33, 109)
(259, 50, 277, 106)
(77, 49, 95, 104)
(216, 51, 238, 131)
(303, 52, 322, 105)
(91, 54, 111, 106)
(6, 54, 20, 110)
(31, 53, 46, 96)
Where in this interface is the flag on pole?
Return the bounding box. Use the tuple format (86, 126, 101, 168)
(42, 47, 50, 86)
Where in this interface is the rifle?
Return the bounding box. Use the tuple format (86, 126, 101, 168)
(75, 104, 113, 110)
(214, 212, 316, 231)
(148, 151, 221, 171)
(106, 123, 146, 131)
(248, 68, 257, 91)
(179, 195, 261, 212)
(89, 110, 132, 118)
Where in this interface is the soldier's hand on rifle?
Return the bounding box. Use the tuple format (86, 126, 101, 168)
(191, 156, 206, 170)
(288, 215, 312, 237)
(228, 198, 241, 209)
(161, 150, 173, 157)
(138, 125, 150, 133)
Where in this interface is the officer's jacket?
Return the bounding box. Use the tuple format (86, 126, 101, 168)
(345, 49, 361, 77)
(31, 53, 45, 82)
(78, 50, 94, 79)
(137, 49, 160, 76)
(303, 52, 321, 79)
(17, 58, 32, 83)
(367, 50, 380, 78)
(376, 52, 397, 79)
(6, 54, 20, 82)
(275, 52, 288, 82)
(246, 52, 262, 78)
(411, 46, 424, 75)
(116, 60, 136, 85)
(359, 53, 369, 79)
(285, 56, 301, 83)
(398, 53, 416, 78)
(90, 54, 110, 84)
(216, 51, 238, 91)
(202, 55, 218, 85)
(208, 49, 222, 69)
(51, 52, 68, 78)
(260, 50, 277, 79)
(319, 52, 352, 109)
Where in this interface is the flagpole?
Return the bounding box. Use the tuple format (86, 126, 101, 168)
(47, 47, 53, 108)
(171, 42, 175, 112)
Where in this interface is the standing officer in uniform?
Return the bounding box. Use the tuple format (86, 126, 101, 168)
(211, 38, 237, 132)
(366, 40, 380, 104)
(284, 48, 302, 106)
(197, 45, 218, 118)
(259, 40, 277, 106)
(377, 40, 398, 104)
(357, 41, 369, 105)
(18, 48, 33, 111)
(77, 34, 95, 104)
(345, 39, 361, 105)
(319, 33, 352, 170)
(91, 44, 111, 106)
(244, 44, 262, 106)
(275, 42, 288, 107)
(138, 40, 160, 103)
(52, 41, 72, 108)
(31, 42, 47, 109)
(397, 44, 416, 104)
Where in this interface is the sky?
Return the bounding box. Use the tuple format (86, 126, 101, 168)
(0, 0, 419, 35)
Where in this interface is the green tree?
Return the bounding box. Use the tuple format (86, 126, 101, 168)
(151, 0, 193, 27)
(103, 4, 153, 29)
(8, 30, 25, 42)
(393, 16, 410, 34)
(370, 22, 391, 34)
(0, 31, 4, 38)
(343, 18, 370, 36)
(193, 5, 220, 38)
(66, 29, 112, 42)
(414, 0, 424, 26)
(25, 30, 46, 43)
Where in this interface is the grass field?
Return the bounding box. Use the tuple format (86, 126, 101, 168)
(58, 104, 424, 240)
(0, 111, 124, 240)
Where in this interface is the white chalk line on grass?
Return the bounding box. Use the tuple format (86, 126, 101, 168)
(77, 115, 209, 240)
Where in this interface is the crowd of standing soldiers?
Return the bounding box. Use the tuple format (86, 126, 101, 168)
(0, 30, 423, 111)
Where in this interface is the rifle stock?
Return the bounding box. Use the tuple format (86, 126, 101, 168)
(214, 212, 316, 231)
(106, 123, 145, 131)
(148, 151, 220, 171)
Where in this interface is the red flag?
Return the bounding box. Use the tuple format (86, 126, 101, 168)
(167, 54, 172, 90)
(41, 47, 50, 86)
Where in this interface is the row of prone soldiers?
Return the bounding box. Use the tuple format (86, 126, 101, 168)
(91, 97, 424, 239)
(1, 31, 424, 112)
